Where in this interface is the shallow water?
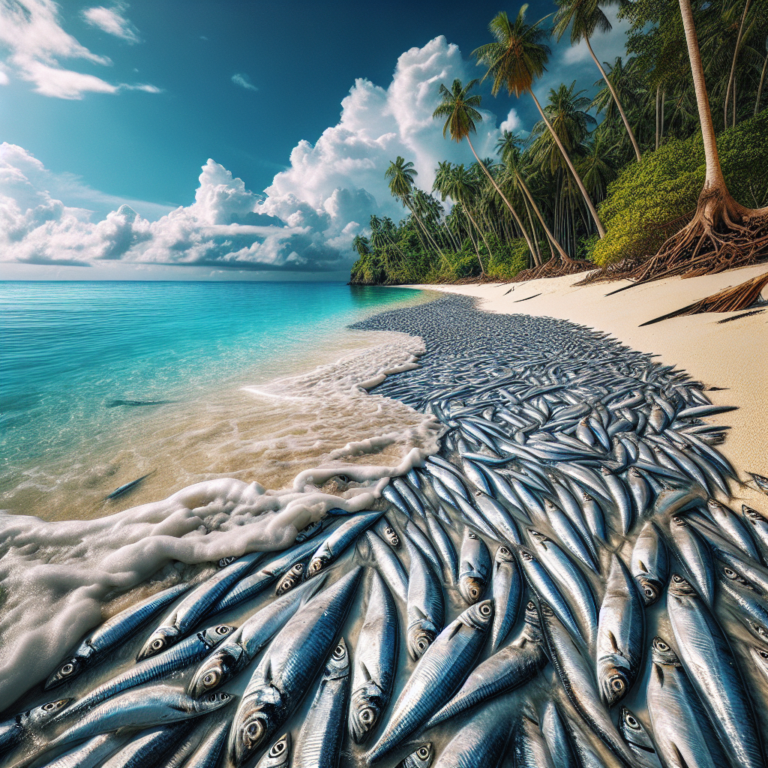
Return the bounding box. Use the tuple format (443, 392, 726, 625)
(0, 281, 436, 520)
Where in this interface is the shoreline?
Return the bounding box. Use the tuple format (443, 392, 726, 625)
(401, 264, 767, 502)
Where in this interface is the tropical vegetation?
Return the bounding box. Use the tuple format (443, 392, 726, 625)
(350, 0, 768, 285)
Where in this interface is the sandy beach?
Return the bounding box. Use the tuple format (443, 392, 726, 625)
(406, 265, 768, 506)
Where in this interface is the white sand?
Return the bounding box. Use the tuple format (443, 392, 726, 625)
(407, 264, 768, 509)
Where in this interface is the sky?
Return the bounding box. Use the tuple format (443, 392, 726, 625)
(0, 0, 632, 281)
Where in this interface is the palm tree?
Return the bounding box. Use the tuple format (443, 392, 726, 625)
(473, 5, 606, 237)
(553, 0, 642, 161)
(384, 157, 444, 259)
(432, 78, 537, 260)
(724, 0, 752, 128)
(434, 163, 490, 274)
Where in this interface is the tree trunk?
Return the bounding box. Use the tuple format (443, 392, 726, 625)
(466, 135, 537, 261)
(724, 0, 751, 129)
(517, 172, 570, 263)
(529, 90, 606, 237)
(586, 38, 641, 162)
(461, 205, 487, 274)
(655, 85, 661, 150)
(405, 199, 445, 262)
(755, 52, 768, 116)
(661, 89, 666, 141)
(522, 194, 542, 266)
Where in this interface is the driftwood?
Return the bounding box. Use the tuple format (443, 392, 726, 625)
(639, 270, 768, 326)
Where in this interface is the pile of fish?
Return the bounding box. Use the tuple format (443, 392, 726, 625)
(3, 294, 768, 768)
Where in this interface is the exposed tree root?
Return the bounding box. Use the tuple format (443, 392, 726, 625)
(639, 270, 768, 325)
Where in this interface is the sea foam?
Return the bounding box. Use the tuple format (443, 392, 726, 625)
(0, 330, 441, 708)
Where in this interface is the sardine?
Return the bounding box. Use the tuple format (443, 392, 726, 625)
(424, 601, 547, 729)
(631, 521, 669, 605)
(425, 511, 458, 585)
(540, 700, 579, 768)
(349, 570, 398, 744)
(374, 516, 401, 548)
(45, 583, 190, 689)
(100, 723, 195, 768)
(138, 554, 263, 660)
(596, 555, 644, 706)
(393, 477, 426, 518)
(366, 600, 494, 763)
(618, 707, 663, 768)
(667, 574, 765, 768)
(433, 706, 510, 768)
(458, 529, 491, 604)
(0, 698, 70, 755)
(513, 713, 554, 768)
(396, 744, 433, 768)
(41, 733, 124, 768)
(183, 720, 230, 768)
(490, 545, 523, 652)
(292, 638, 350, 768)
(544, 499, 599, 574)
(226, 567, 361, 767)
(307, 511, 383, 576)
(668, 516, 715, 606)
(365, 531, 408, 598)
(255, 734, 291, 768)
(403, 532, 444, 659)
(405, 520, 443, 577)
(706, 499, 760, 561)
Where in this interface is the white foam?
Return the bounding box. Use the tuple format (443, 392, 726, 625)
(0, 331, 442, 708)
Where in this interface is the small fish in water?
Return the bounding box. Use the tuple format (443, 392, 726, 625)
(105, 471, 156, 500)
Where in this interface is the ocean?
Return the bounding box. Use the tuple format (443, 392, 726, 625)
(0, 281, 436, 521)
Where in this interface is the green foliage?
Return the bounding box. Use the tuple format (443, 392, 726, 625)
(589, 109, 768, 266)
(487, 238, 534, 279)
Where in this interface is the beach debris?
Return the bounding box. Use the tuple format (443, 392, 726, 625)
(11, 295, 768, 768)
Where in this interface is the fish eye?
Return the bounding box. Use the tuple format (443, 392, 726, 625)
(526, 601, 535, 610)
(480, 603, 491, 616)
(216, 626, 230, 635)
(418, 747, 430, 758)
(468, 532, 478, 539)
(360, 707, 375, 724)
(203, 670, 220, 687)
(625, 714, 639, 729)
(672, 516, 684, 526)
(611, 678, 625, 692)
(522, 552, 532, 561)
(245, 721, 265, 746)
(644, 585, 657, 599)
(309, 560, 323, 573)
(60, 662, 74, 676)
(151, 638, 165, 650)
(270, 739, 287, 757)
(583, 493, 592, 500)
(672, 575, 684, 583)
(294, 563, 303, 572)
(760, 651, 768, 659)
(723, 567, 737, 579)
(499, 547, 510, 556)
(656, 639, 669, 651)
(332, 643, 346, 659)
(43, 702, 56, 711)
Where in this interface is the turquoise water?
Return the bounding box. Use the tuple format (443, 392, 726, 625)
(0, 281, 426, 517)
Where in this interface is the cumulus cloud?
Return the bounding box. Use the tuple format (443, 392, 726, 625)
(231, 73, 258, 92)
(1, 36, 515, 273)
(0, 0, 157, 98)
(499, 108, 522, 134)
(82, 3, 140, 44)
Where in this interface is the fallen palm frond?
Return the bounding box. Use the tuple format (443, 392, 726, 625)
(639, 270, 768, 326)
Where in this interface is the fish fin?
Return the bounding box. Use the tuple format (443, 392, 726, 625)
(447, 622, 462, 640)
(671, 742, 693, 768)
(637, 558, 649, 575)
(607, 630, 620, 654)
(359, 660, 372, 683)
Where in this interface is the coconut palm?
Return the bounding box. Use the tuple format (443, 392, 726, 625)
(432, 78, 537, 260)
(553, 0, 642, 161)
(473, 5, 606, 237)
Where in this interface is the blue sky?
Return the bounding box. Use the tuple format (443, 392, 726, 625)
(0, 1, 632, 280)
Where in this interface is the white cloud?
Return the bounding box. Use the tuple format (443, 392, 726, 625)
(499, 108, 522, 134)
(0, 37, 515, 273)
(0, 0, 157, 98)
(232, 73, 258, 92)
(82, 3, 140, 44)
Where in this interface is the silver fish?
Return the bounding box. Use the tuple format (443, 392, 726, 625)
(669, 516, 715, 606)
(706, 499, 760, 561)
(453, 494, 499, 539)
(181, 720, 230, 768)
(374, 516, 401, 548)
(383, 484, 412, 518)
(646, 636, 728, 768)
(424, 460, 469, 500)
(295, 519, 325, 543)
(293, 638, 350, 768)
(138, 554, 263, 660)
(100, 723, 195, 768)
(396, 744, 433, 768)
(580, 492, 607, 543)
(41, 733, 124, 768)
(490, 545, 522, 652)
(307, 511, 383, 576)
(433, 706, 510, 768)
(393, 477, 425, 518)
(64, 624, 236, 718)
(43, 686, 231, 756)
(513, 713, 554, 768)
(529, 531, 597, 651)
(540, 700, 579, 768)
(538, 601, 636, 768)
(458, 529, 491, 604)
(627, 468, 651, 519)
(255, 734, 291, 768)
(0, 698, 70, 755)
(348, 570, 398, 744)
(718, 565, 768, 643)
(425, 511, 458, 585)
(748, 472, 768, 495)
(226, 568, 361, 767)
(188, 576, 326, 697)
(518, 546, 584, 645)
(366, 600, 494, 763)
(748, 644, 768, 683)
(45, 583, 189, 688)
(601, 467, 633, 535)
(618, 707, 663, 768)
(364, 531, 408, 598)
(275, 561, 309, 596)
(404, 519, 443, 576)
(474, 490, 524, 547)
(741, 504, 768, 558)
(424, 601, 547, 729)
(544, 499, 599, 574)
(631, 521, 669, 605)
(596, 555, 644, 706)
(212, 535, 330, 613)
(668, 574, 765, 768)
(404, 532, 445, 659)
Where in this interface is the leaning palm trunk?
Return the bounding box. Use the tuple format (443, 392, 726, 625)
(585, 38, 641, 162)
(461, 204, 489, 274)
(466, 135, 538, 260)
(755, 53, 767, 116)
(725, 0, 751, 129)
(517, 173, 571, 263)
(529, 91, 606, 237)
(405, 199, 447, 264)
(621, 0, 768, 285)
